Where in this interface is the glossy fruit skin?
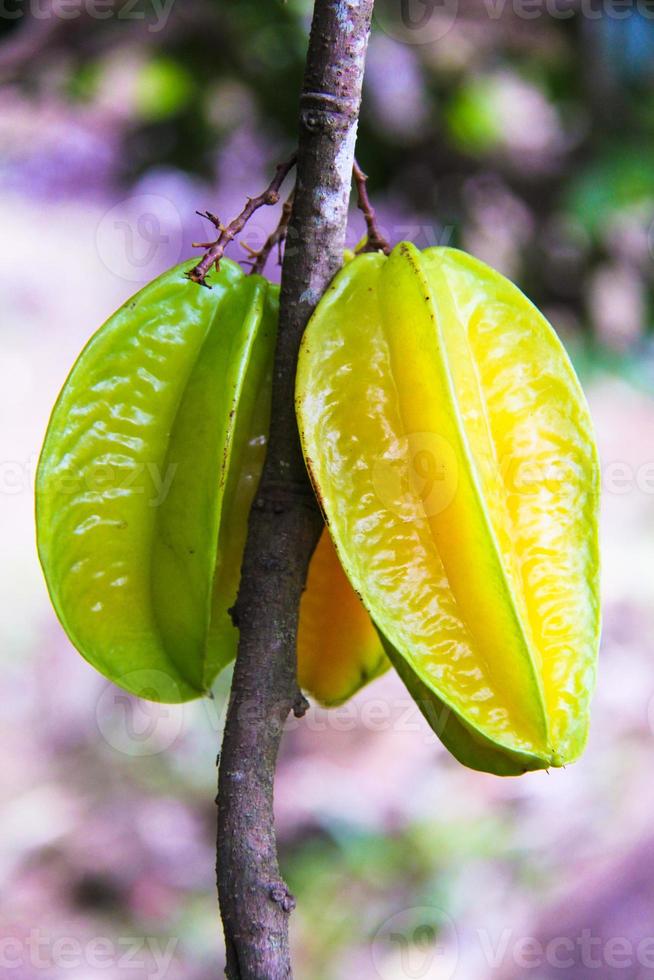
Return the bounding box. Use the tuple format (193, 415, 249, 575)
(298, 528, 387, 706)
(37, 258, 277, 702)
(37, 258, 385, 707)
(296, 242, 600, 775)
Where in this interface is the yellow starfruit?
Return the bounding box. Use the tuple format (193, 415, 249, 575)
(298, 528, 387, 706)
(296, 242, 600, 775)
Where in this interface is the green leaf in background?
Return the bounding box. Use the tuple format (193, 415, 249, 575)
(444, 78, 502, 155)
(564, 145, 654, 237)
(135, 57, 196, 121)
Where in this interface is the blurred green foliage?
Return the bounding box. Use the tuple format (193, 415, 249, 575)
(4, 0, 654, 353)
(17, 0, 645, 355)
(566, 145, 654, 237)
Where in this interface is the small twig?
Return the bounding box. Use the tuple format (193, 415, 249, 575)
(188, 152, 298, 286)
(249, 189, 295, 276)
(352, 159, 391, 255)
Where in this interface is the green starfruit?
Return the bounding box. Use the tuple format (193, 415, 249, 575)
(36, 257, 387, 706)
(37, 258, 275, 702)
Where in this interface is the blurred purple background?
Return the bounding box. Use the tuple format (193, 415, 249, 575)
(2, 1, 654, 977)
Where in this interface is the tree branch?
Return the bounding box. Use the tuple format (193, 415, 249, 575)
(188, 153, 297, 286)
(215, 1, 375, 977)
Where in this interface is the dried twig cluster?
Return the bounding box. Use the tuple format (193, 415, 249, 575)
(189, 154, 390, 287)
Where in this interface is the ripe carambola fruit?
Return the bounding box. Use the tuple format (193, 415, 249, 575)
(297, 527, 387, 705)
(296, 242, 600, 775)
(36, 257, 386, 705)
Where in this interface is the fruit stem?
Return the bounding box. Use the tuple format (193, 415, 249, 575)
(250, 188, 295, 276)
(188, 152, 297, 286)
(353, 158, 392, 255)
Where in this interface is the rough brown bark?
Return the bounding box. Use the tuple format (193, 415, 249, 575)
(215, 2, 375, 978)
